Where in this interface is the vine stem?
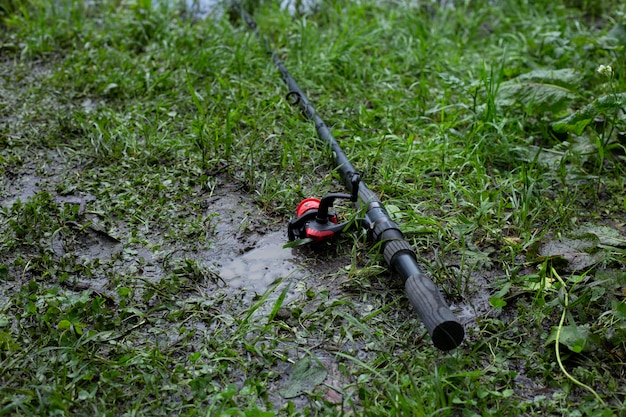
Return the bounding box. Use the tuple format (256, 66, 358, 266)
(551, 267, 606, 406)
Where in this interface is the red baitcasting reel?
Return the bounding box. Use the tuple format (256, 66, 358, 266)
(287, 174, 360, 243)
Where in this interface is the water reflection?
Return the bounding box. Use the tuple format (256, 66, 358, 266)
(160, 0, 319, 19)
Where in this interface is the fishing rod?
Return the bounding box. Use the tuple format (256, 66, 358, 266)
(240, 8, 464, 351)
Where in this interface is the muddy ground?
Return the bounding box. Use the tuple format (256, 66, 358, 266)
(2, 8, 625, 411)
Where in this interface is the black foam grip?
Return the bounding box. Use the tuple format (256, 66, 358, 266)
(405, 273, 465, 351)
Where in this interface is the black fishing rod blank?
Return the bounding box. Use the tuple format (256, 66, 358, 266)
(241, 9, 464, 351)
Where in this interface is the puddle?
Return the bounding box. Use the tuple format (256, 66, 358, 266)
(51, 223, 122, 261)
(153, 0, 320, 19)
(220, 231, 302, 292)
(0, 148, 71, 209)
(217, 230, 311, 314)
(1, 173, 41, 209)
(179, 183, 316, 306)
(167, 0, 453, 19)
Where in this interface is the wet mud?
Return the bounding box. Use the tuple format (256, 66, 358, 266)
(0, 150, 343, 306)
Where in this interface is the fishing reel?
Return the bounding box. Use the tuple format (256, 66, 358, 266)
(287, 174, 361, 243)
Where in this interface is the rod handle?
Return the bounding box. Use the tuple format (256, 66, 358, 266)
(405, 272, 464, 351)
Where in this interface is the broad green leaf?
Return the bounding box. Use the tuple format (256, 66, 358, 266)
(489, 281, 511, 308)
(615, 301, 626, 319)
(501, 388, 515, 398)
(536, 236, 603, 272)
(574, 223, 626, 247)
(57, 319, 72, 331)
(489, 297, 507, 308)
(497, 68, 580, 114)
(279, 355, 327, 399)
(552, 93, 626, 135)
(601, 23, 626, 47)
(74, 322, 85, 335)
(117, 287, 132, 297)
(547, 324, 590, 353)
(385, 204, 404, 221)
(0, 331, 20, 352)
(514, 68, 580, 88)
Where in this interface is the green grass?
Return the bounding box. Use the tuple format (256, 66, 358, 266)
(1, 0, 626, 415)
